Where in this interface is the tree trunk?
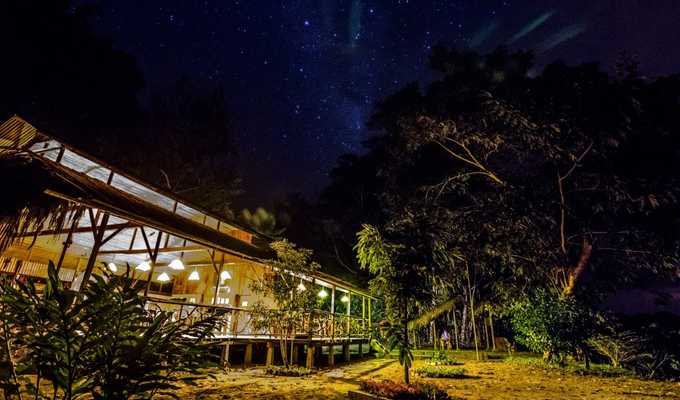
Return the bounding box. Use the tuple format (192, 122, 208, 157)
(403, 301, 410, 384)
(452, 308, 459, 350)
(466, 263, 479, 361)
(562, 238, 593, 297)
(489, 310, 496, 351)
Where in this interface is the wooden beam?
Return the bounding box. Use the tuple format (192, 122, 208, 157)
(143, 232, 164, 297)
(14, 223, 136, 238)
(55, 207, 82, 272)
(78, 212, 110, 292)
(98, 245, 203, 255)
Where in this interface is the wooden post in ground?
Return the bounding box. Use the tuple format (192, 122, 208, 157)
(266, 342, 275, 366)
(244, 344, 253, 367)
(305, 344, 315, 369)
(220, 344, 230, 367)
(291, 344, 299, 365)
(328, 344, 335, 367)
(343, 342, 351, 362)
(358, 341, 363, 358)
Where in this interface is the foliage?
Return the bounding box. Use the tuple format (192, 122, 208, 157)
(359, 379, 454, 400)
(509, 290, 591, 362)
(429, 351, 461, 366)
(239, 207, 286, 237)
(264, 365, 311, 377)
(620, 313, 680, 379)
(414, 366, 468, 379)
(506, 355, 630, 378)
(588, 331, 645, 368)
(0, 261, 222, 400)
(250, 241, 320, 367)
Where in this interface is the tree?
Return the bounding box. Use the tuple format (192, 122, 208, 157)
(249, 241, 320, 368)
(239, 207, 285, 238)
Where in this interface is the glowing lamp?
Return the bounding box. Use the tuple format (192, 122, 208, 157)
(220, 270, 232, 281)
(188, 270, 200, 281)
(168, 259, 185, 270)
(136, 261, 151, 272)
(107, 263, 118, 273)
(297, 282, 306, 291)
(340, 294, 350, 303)
(157, 272, 170, 282)
(318, 288, 328, 298)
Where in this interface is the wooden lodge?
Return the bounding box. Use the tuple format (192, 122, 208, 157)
(0, 116, 375, 368)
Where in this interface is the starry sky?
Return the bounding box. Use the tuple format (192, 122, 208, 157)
(83, 0, 680, 206)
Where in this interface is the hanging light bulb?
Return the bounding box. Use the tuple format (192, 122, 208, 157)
(188, 269, 200, 281)
(107, 263, 118, 273)
(297, 281, 306, 291)
(136, 261, 151, 271)
(157, 272, 170, 282)
(318, 288, 328, 298)
(340, 294, 350, 303)
(168, 259, 185, 270)
(220, 270, 232, 281)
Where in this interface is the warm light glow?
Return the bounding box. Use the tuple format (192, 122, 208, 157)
(297, 281, 306, 291)
(188, 270, 200, 281)
(136, 261, 151, 271)
(220, 270, 232, 281)
(107, 263, 118, 273)
(241, 301, 248, 307)
(168, 259, 185, 270)
(157, 272, 170, 282)
(340, 294, 350, 303)
(318, 288, 328, 298)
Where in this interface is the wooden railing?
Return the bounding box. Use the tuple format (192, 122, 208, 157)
(145, 298, 372, 341)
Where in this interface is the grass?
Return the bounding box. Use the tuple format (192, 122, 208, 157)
(505, 355, 632, 378)
(414, 366, 469, 378)
(264, 365, 312, 377)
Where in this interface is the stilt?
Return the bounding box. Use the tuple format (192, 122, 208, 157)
(305, 344, 315, 369)
(328, 344, 335, 367)
(220, 344, 230, 367)
(343, 342, 351, 362)
(244, 344, 253, 367)
(291, 344, 299, 365)
(266, 342, 275, 366)
(358, 341, 363, 358)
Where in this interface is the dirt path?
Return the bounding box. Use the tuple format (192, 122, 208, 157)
(179, 356, 680, 399)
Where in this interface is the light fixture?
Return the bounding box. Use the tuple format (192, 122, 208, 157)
(107, 263, 118, 273)
(318, 288, 328, 298)
(168, 259, 185, 270)
(340, 294, 350, 303)
(188, 269, 200, 281)
(297, 281, 306, 291)
(136, 261, 151, 271)
(241, 301, 248, 307)
(157, 272, 170, 282)
(220, 270, 232, 281)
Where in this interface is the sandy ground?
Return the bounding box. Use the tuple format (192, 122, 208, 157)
(178, 353, 680, 400)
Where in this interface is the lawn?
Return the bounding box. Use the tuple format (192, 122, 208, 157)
(177, 351, 680, 399)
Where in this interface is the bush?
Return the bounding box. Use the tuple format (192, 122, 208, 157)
(429, 350, 461, 366)
(588, 331, 645, 368)
(414, 366, 468, 378)
(509, 290, 591, 362)
(359, 380, 454, 400)
(0, 262, 223, 400)
(264, 365, 311, 376)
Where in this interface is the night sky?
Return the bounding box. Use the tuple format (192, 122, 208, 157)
(83, 0, 680, 206)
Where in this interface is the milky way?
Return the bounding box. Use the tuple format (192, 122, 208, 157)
(83, 0, 680, 206)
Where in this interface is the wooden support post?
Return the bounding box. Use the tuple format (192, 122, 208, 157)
(79, 211, 110, 292)
(266, 342, 275, 366)
(328, 344, 335, 367)
(56, 207, 81, 272)
(244, 344, 253, 367)
(489, 310, 496, 351)
(220, 344, 230, 367)
(143, 229, 164, 297)
(305, 344, 315, 369)
(291, 344, 299, 365)
(358, 341, 363, 357)
(343, 342, 351, 362)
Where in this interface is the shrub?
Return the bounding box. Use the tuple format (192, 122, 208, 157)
(414, 366, 468, 378)
(264, 365, 311, 376)
(588, 331, 644, 368)
(509, 290, 591, 362)
(429, 350, 461, 366)
(359, 380, 453, 400)
(0, 262, 223, 400)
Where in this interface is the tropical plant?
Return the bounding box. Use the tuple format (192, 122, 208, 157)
(359, 379, 453, 400)
(0, 261, 223, 400)
(587, 331, 644, 369)
(249, 240, 320, 367)
(414, 366, 467, 379)
(509, 290, 591, 363)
